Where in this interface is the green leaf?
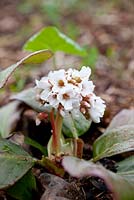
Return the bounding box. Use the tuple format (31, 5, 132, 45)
(0, 101, 22, 138)
(47, 135, 74, 158)
(62, 111, 91, 137)
(7, 170, 36, 200)
(93, 109, 134, 161)
(0, 50, 53, 88)
(25, 136, 47, 156)
(62, 156, 134, 200)
(23, 26, 87, 57)
(12, 88, 91, 138)
(93, 125, 134, 161)
(0, 138, 34, 189)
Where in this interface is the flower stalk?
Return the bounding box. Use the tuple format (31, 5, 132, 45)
(50, 109, 63, 156)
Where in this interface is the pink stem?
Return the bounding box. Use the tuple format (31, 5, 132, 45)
(50, 109, 63, 155)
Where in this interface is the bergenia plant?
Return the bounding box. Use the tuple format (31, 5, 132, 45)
(35, 66, 106, 157)
(0, 26, 133, 200)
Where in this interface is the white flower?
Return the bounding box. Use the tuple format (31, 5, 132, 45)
(57, 85, 81, 111)
(36, 77, 52, 101)
(70, 68, 80, 79)
(35, 66, 106, 122)
(79, 66, 91, 80)
(48, 69, 67, 92)
(89, 94, 106, 123)
(47, 92, 59, 108)
(36, 77, 51, 90)
(67, 66, 91, 81)
(81, 79, 95, 97)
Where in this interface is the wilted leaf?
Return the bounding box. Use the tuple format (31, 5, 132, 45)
(93, 109, 134, 161)
(0, 50, 53, 88)
(7, 170, 36, 200)
(0, 101, 22, 138)
(62, 156, 134, 200)
(0, 138, 34, 189)
(23, 26, 87, 57)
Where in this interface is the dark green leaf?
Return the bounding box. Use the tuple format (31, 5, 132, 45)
(0, 50, 53, 88)
(0, 101, 22, 138)
(62, 156, 134, 200)
(0, 138, 34, 189)
(23, 26, 87, 57)
(7, 170, 36, 200)
(25, 136, 47, 156)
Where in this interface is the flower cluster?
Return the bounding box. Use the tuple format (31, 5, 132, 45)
(36, 66, 106, 123)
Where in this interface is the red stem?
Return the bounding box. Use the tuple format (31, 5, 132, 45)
(50, 109, 63, 156)
(50, 109, 57, 153)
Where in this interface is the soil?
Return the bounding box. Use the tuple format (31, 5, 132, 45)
(0, 1, 133, 200)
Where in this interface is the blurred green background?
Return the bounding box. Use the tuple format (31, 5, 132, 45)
(0, 0, 133, 93)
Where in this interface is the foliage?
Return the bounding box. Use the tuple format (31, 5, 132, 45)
(62, 109, 134, 200)
(93, 109, 134, 161)
(23, 26, 87, 57)
(62, 111, 91, 138)
(93, 125, 134, 161)
(0, 138, 34, 190)
(0, 43, 53, 198)
(7, 170, 36, 200)
(24, 136, 48, 156)
(0, 50, 53, 89)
